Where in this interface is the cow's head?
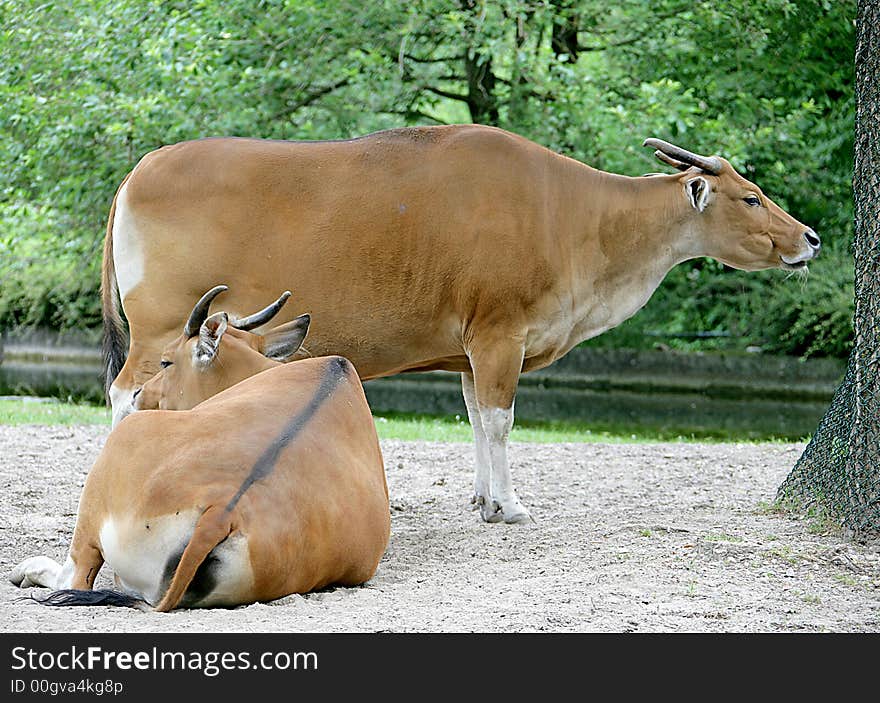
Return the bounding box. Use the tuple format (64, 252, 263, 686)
(644, 139, 820, 272)
(134, 285, 310, 412)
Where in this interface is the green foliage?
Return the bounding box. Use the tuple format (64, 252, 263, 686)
(0, 0, 856, 357)
(0, 202, 102, 328)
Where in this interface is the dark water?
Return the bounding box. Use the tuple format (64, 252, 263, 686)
(363, 377, 828, 440)
(0, 361, 830, 440)
(0, 362, 105, 404)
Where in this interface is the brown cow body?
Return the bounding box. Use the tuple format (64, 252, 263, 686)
(12, 309, 390, 610)
(104, 124, 819, 523)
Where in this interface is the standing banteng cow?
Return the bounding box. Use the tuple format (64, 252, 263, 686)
(11, 290, 390, 611)
(102, 125, 820, 524)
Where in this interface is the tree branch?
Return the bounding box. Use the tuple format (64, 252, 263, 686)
(578, 33, 649, 52)
(384, 108, 450, 125)
(423, 85, 470, 102)
(576, 5, 691, 52)
(403, 53, 462, 63)
(269, 77, 352, 121)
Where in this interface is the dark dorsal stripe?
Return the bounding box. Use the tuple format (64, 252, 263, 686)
(224, 357, 348, 513)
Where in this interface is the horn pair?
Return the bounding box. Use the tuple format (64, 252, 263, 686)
(643, 138, 722, 175)
(183, 286, 292, 338)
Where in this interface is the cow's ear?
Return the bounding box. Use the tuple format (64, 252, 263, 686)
(686, 176, 711, 212)
(262, 314, 310, 362)
(195, 312, 228, 365)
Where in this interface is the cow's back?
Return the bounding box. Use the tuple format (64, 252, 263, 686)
(118, 125, 578, 378)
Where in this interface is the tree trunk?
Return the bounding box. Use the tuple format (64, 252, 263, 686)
(461, 0, 499, 125)
(845, 0, 880, 524)
(779, 0, 880, 535)
(463, 52, 499, 125)
(551, 0, 579, 62)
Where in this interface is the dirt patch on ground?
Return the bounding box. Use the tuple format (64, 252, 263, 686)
(1, 425, 878, 632)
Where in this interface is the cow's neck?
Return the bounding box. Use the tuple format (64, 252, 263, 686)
(218, 357, 280, 392)
(563, 171, 703, 350)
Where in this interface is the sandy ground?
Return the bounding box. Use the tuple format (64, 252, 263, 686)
(0, 425, 878, 633)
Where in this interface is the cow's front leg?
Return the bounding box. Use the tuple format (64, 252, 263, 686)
(467, 339, 533, 525)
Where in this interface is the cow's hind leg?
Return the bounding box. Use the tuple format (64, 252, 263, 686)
(462, 372, 492, 512)
(11, 541, 103, 591)
(467, 340, 533, 525)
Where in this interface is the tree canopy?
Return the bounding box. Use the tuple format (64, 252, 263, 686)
(0, 0, 856, 357)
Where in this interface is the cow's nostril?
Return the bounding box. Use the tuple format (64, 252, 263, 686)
(804, 230, 821, 249)
(132, 388, 142, 401)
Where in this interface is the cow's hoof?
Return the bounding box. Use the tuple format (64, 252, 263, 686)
(9, 568, 25, 588)
(480, 500, 505, 523)
(475, 495, 534, 524)
(503, 507, 534, 525)
(499, 498, 533, 525)
(494, 495, 534, 525)
(9, 556, 52, 588)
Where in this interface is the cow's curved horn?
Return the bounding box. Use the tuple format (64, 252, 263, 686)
(184, 285, 228, 338)
(643, 138, 722, 175)
(231, 291, 292, 331)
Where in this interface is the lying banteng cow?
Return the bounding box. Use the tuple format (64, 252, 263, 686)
(10, 288, 389, 611)
(102, 126, 821, 524)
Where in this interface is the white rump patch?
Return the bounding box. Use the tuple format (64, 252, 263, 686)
(111, 182, 144, 302)
(100, 512, 199, 605)
(99, 511, 253, 607)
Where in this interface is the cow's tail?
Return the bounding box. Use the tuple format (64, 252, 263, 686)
(23, 589, 146, 610)
(154, 506, 233, 613)
(101, 173, 132, 404)
(24, 508, 233, 614)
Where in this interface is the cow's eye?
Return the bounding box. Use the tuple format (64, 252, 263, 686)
(160, 359, 173, 369)
(743, 195, 761, 207)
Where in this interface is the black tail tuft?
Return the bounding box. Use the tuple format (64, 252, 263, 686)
(100, 176, 131, 406)
(102, 320, 127, 402)
(21, 589, 147, 609)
